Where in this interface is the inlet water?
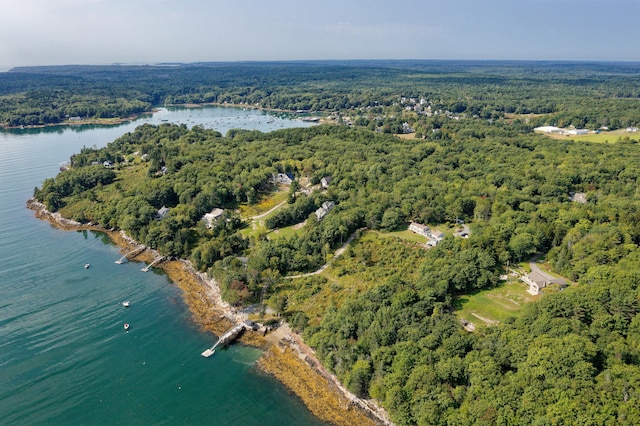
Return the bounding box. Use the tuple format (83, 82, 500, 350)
(0, 107, 323, 425)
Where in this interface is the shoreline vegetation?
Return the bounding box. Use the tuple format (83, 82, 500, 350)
(26, 198, 391, 426)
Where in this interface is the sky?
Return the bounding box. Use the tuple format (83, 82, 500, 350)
(1, 0, 639, 68)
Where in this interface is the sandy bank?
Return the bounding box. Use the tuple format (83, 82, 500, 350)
(26, 198, 391, 425)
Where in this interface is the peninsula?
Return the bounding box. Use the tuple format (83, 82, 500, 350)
(23, 61, 640, 425)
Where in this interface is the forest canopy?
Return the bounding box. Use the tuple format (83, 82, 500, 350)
(34, 119, 640, 424)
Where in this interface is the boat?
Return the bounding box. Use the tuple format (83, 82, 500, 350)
(124, 323, 130, 331)
(122, 301, 130, 307)
(84, 263, 90, 269)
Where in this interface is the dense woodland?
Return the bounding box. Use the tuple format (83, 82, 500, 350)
(28, 62, 640, 425)
(3, 61, 640, 130)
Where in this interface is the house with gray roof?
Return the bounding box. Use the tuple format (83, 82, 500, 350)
(522, 270, 567, 295)
(155, 206, 170, 220)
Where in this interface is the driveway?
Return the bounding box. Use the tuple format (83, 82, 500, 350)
(529, 262, 567, 285)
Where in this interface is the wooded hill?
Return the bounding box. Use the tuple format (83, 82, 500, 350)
(34, 113, 640, 424)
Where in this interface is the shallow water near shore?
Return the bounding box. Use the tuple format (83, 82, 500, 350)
(0, 107, 324, 424)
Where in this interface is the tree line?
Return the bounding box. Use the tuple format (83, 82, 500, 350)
(4, 61, 640, 130)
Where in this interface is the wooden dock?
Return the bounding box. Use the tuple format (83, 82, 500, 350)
(115, 245, 146, 264)
(201, 323, 246, 357)
(141, 256, 166, 272)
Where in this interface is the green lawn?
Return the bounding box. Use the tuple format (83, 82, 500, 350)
(268, 221, 306, 239)
(385, 228, 428, 244)
(567, 133, 620, 143)
(565, 131, 638, 144)
(380, 223, 448, 245)
(239, 205, 307, 241)
(454, 279, 536, 327)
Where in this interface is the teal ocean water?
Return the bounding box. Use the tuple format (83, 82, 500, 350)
(0, 107, 324, 425)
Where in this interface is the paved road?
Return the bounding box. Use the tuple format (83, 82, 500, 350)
(529, 262, 567, 284)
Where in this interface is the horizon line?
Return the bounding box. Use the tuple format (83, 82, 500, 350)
(4, 58, 640, 72)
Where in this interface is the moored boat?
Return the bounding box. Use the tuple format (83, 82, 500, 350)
(122, 301, 130, 307)
(124, 323, 130, 331)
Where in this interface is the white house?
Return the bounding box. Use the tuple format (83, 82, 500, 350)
(427, 231, 445, 247)
(568, 129, 589, 136)
(315, 207, 328, 221)
(321, 176, 332, 189)
(155, 206, 170, 220)
(322, 201, 335, 211)
(570, 192, 587, 204)
(522, 271, 567, 295)
(202, 208, 224, 228)
(409, 222, 430, 237)
(534, 126, 562, 134)
(410, 222, 446, 246)
(315, 200, 335, 221)
(274, 173, 294, 185)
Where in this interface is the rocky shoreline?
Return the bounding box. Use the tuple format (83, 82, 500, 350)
(26, 198, 392, 426)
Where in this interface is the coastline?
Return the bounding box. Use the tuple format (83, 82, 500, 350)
(1, 113, 154, 130)
(2, 102, 331, 130)
(26, 198, 391, 426)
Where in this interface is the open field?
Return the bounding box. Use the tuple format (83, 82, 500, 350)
(268, 221, 306, 239)
(568, 132, 640, 143)
(454, 279, 537, 326)
(544, 129, 639, 143)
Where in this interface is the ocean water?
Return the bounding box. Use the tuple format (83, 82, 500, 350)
(0, 107, 323, 425)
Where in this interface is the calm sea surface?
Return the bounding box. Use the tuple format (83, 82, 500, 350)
(0, 107, 324, 425)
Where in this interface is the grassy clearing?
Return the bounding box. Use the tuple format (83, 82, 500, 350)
(238, 190, 289, 238)
(384, 228, 428, 244)
(454, 279, 536, 326)
(268, 221, 306, 240)
(239, 189, 288, 218)
(275, 231, 429, 327)
(545, 130, 639, 144)
(567, 133, 626, 143)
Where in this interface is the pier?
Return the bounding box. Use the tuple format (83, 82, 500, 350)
(115, 245, 146, 264)
(201, 323, 246, 357)
(141, 256, 166, 272)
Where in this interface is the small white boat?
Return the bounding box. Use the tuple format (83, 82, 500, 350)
(124, 323, 130, 331)
(122, 301, 130, 308)
(84, 263, 90, 269)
